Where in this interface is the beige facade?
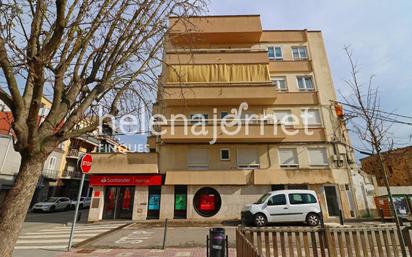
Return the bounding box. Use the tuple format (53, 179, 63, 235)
(87, 15, 359, 223)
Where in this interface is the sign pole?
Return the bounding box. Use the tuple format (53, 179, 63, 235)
(67, 172, 85, 251)
(67, 153, 92, 251)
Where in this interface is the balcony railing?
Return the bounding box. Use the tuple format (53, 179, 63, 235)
(66, 149, 80, 159)
(41, 169, 59, 180)
(62, 169, 82, 179)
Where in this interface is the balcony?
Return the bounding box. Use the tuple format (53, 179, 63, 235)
(159, 124, 325, 143)
(62, 169, 82, 179)
(89, 152, 158, 174)
(275, 91, 319, 105)
(169, 15, 262, 45)
(41, 169, 59, 180)
(260, 31, 307, 43)
(165, 51, 269, 65)
(269, 60, 312, 73)
(66, 149, 80, 159)
(165, 170, 253, 185)
(254, 168, 338, 185)
(162, 85, 276, 106)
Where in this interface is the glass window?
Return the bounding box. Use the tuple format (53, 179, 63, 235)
(268, 47, 275, 59)
(48, 157, 56, 170)
(289, 193, 317, 205)
(292, 47, 308, 60)
(297, 76, 314, 91)
(302, 109, 321, 126)
(268, 194, 287, 206)
(220, 112, 228, 119)
(190, 113, 208, 125)
(279, 148, 299, 168)
(268, 46, 282, 60)
(308, 148, 328, 166)
(273, 110, 294, 125)
(220, 148, 230, 161)
(255, 193, 271, 204)
(271, 77, 287, 91)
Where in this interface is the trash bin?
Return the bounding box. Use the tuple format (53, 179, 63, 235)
(209, 227, 226, 257)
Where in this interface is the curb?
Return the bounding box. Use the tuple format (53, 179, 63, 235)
(73, 222, 132, 248)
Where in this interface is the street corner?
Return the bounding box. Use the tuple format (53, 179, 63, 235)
(55, 248, 237, 257)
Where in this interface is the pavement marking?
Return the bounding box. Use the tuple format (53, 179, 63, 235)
(15, 223, 123, 250)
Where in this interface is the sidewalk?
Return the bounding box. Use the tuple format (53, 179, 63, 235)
(56, 248, 236, 257)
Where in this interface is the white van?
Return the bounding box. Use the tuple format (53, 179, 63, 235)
(241, 190, 322, 227)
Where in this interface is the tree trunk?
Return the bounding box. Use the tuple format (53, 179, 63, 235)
(0, 154, 46, 257)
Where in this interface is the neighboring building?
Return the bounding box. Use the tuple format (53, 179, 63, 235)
(0, 97, 67, 206)
(88, 15, 360, 222)
(361, 146, 412, 217)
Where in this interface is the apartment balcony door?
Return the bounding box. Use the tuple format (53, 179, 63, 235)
(103, 186, 135, 220)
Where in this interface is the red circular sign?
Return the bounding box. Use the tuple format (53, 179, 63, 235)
(79, 154, 93, 173)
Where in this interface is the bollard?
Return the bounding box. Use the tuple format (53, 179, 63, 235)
(380, 209, 385, 223)
(77, 212, 81, 222)
(339, 209, 344, 225)
(208, 227, 226, 257)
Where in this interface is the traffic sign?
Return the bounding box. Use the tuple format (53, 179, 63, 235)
(79, 153, 92, 173)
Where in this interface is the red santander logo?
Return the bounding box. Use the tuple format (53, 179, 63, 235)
(79, 153, 93, 173)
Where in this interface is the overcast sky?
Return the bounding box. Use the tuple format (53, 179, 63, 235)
(208, 0, 412, 154)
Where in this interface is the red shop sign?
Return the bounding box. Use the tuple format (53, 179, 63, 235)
(89, 175, 162, 186)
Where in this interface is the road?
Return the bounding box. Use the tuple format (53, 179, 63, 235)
(13, 209, 126, 257)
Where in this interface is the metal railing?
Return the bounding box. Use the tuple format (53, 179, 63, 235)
(41, 169, 59, 179)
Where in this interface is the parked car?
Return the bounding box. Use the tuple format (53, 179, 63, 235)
(71, 197, 91, 209)
(241, 190, 322, 227)
(32, 197, 72, 212)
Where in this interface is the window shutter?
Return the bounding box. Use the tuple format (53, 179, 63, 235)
(237, 148, 260, 168)
(187, 149, 208, 169)
(308, 148, 328, 166)
(279, 148, 299, 167)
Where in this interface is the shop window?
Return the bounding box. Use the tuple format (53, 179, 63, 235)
(147, 186, 161, 219)
(193, 187, 222, 217)
(174, 185, 187, 219)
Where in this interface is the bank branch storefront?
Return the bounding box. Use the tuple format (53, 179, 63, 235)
(86, 152, 162, 222)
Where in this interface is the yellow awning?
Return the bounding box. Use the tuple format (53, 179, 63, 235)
(166, 64, 270, 84)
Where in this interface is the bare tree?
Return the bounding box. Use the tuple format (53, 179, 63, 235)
(0, 1, 206, 256)
(341, 46, 407, 256)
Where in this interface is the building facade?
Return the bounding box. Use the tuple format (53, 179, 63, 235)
(88, 15, 359, 222)
(361, 146, 412, 217)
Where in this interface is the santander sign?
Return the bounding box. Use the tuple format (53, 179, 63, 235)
(79, 153, 93, 173)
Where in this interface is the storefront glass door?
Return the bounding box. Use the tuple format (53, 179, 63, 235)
(174, 185, 187, 219)
(103, 186, 135, 220)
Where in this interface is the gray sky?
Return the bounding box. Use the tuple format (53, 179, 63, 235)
(208, 0, 412, 153)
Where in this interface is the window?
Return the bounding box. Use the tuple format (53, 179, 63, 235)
(190, 113, 208, 125)
(308, 148, 328, 166)
(187, 148, 208, 170)
(268, 46, 282, 60)
(268, 194, 287, 206)
(271, 77, 287, 91)
(279, 148, 299, 168)
(193, 187, 222, 217)
(237, 148, 260, 168)
(220, 112, 228, 119)
(292, 46, 308, 60)
(288, 193, 317, 205)
(220, 148, 230, 161)
(297, 76, 314, 91)
(273, 110, 294, 125)
(302, 109, 321, 126)
(48, 157, 57, 170)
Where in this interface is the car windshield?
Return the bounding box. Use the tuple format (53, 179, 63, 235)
(255, 193, 271, 204)
(46, 197, 58, 202)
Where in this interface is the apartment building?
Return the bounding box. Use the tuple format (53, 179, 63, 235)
(87, 15, 359, 222)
